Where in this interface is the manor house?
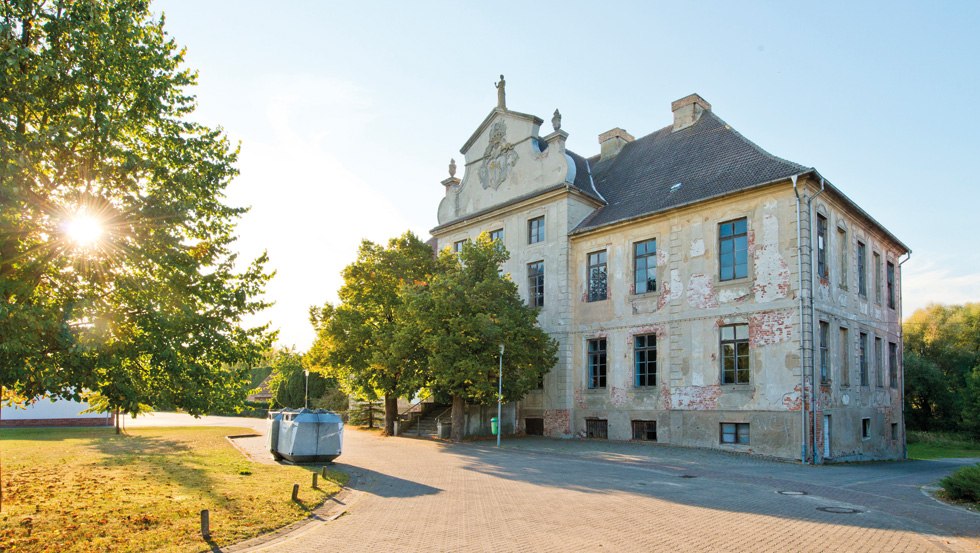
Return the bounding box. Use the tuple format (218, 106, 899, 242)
(430, 80, 909, 463)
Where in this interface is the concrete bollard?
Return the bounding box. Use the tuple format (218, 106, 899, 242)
(312, 473, 318, 489)
(291, 483, 299, 502)
(200, 509, 210, 540)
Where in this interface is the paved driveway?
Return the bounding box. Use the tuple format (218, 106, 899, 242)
(129, 414, 978, 552)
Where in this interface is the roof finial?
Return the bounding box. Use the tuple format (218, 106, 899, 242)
(552, 109, 562, 132)
(449, 158, 457, 178)
(495, 74, 506, 110)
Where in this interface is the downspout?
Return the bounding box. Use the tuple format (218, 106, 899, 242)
(793, 176, 806, 464)
(808, 178, 826, 463)
(898, 251, 912, 460)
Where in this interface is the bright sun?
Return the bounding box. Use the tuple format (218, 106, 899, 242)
(65, 212, 104, 247)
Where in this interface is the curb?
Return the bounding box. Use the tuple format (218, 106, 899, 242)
(221, 470, 359, 552)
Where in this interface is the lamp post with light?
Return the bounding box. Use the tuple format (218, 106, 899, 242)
(497, 343, 504, 447)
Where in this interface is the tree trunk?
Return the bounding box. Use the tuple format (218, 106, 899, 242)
(115, 407, 121, 435)
(383, 394, 398, 436)
(451, 395, 465, 443)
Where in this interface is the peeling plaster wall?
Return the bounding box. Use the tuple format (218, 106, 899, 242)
(429, 118, 905, 461)
(565, 187, 806, 458)
(807, 177, 905, 462)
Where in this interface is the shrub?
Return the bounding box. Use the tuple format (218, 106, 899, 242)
(940, 463, 980, 503)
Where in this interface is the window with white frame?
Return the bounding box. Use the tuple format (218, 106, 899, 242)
(587, 338, 607, 389)
(587, 250, 607, 302)
(528, 216, 544, 244)
(719, 218, 748, 281)
(634, 334, 657, 387)
(527, 261, 544, 308)
(721, 324, 750, 384)
(633, 239, 657, 293)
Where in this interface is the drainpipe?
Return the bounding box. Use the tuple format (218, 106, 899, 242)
(794, 174, 825, 464)
(808, 178, 826, 464)
(898, 251, 912, 460)
(792, 176, 806, 464)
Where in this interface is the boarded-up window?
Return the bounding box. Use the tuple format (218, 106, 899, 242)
(585, 418, 608, 439)
(631, 420, 657, 441)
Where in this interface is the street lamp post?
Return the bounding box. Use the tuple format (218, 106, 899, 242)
(304, 369, 309, 409)
(497, 343, 504, 447)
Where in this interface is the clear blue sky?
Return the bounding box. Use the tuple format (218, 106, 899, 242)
(154, 1, 980, 349)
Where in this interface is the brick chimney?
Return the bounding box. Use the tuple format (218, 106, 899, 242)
(671, 93, 711, 132)
(598, 127, 634, 161)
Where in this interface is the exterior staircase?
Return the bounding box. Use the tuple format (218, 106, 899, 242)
(397, 403, 451, 438)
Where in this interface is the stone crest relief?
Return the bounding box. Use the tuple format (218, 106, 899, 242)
(479, 121, 518, 190)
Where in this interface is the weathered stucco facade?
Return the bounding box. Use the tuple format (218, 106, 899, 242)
(430, 84, 908, 463)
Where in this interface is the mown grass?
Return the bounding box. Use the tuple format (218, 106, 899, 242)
(0, 426, 347, 552)
(906, 430, 980, 460)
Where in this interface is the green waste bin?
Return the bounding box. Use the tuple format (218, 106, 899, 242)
(491, 416, 499, 436)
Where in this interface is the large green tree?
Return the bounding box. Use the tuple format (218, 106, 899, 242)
(0, 0, 273, 416)
(904, 303, 980, 431)
(402, 234, 557, 442)
(306, 231, 435, 435)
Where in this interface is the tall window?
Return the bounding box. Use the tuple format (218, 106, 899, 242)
(528, 216, 544, 244)
(816, 214, 828, 279)
(633, 239, 657, 294)
(587, 250, 607, 302)
(886, 261, 895, 309)
(837, 227, 848, 289)
(874, 252, 882, 304)
(857, 241, 867, 297)
(719, 218, 748, 281)
(634, 334, 657, 387)
(875, 337, 884, 387)
(839, 327, 850, 386)
(489, 228, 504, 243)
(721, 324, 750, 384)
(527, 261, 544, 308)
(819, 321, 830, 383)
(889, 342, 898, 389)
(587, 338, 607, 389)
(859, 332, 869, 386)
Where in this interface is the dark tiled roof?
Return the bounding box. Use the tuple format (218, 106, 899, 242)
(572, 111, 808, 233)
(565, 149, 605, 203)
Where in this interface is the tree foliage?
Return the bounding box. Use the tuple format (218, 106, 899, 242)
(306, 231, 435, 435)
(402, 234, 558, 442)
(0, 0, 273, 415)
(904, 303, 980, 432)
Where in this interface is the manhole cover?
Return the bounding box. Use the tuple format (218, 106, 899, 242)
(679, 474, 697, 479)
(777, 490, 808, 495)
(817, 507, 862, 514)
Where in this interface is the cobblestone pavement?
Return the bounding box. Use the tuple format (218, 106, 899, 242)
(215, 426, 979, 553)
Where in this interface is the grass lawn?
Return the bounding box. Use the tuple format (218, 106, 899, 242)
(907, 430, 980, 460)
(0, 426, 348, 552)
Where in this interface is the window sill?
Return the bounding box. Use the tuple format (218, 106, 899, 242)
(629, 290, 658, 299)
(715, 276, 751, 287)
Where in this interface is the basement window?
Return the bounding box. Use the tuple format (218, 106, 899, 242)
(586, 418, 608, 439)
(632, 420, 657, 441)
(721, 422, 749, 445)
